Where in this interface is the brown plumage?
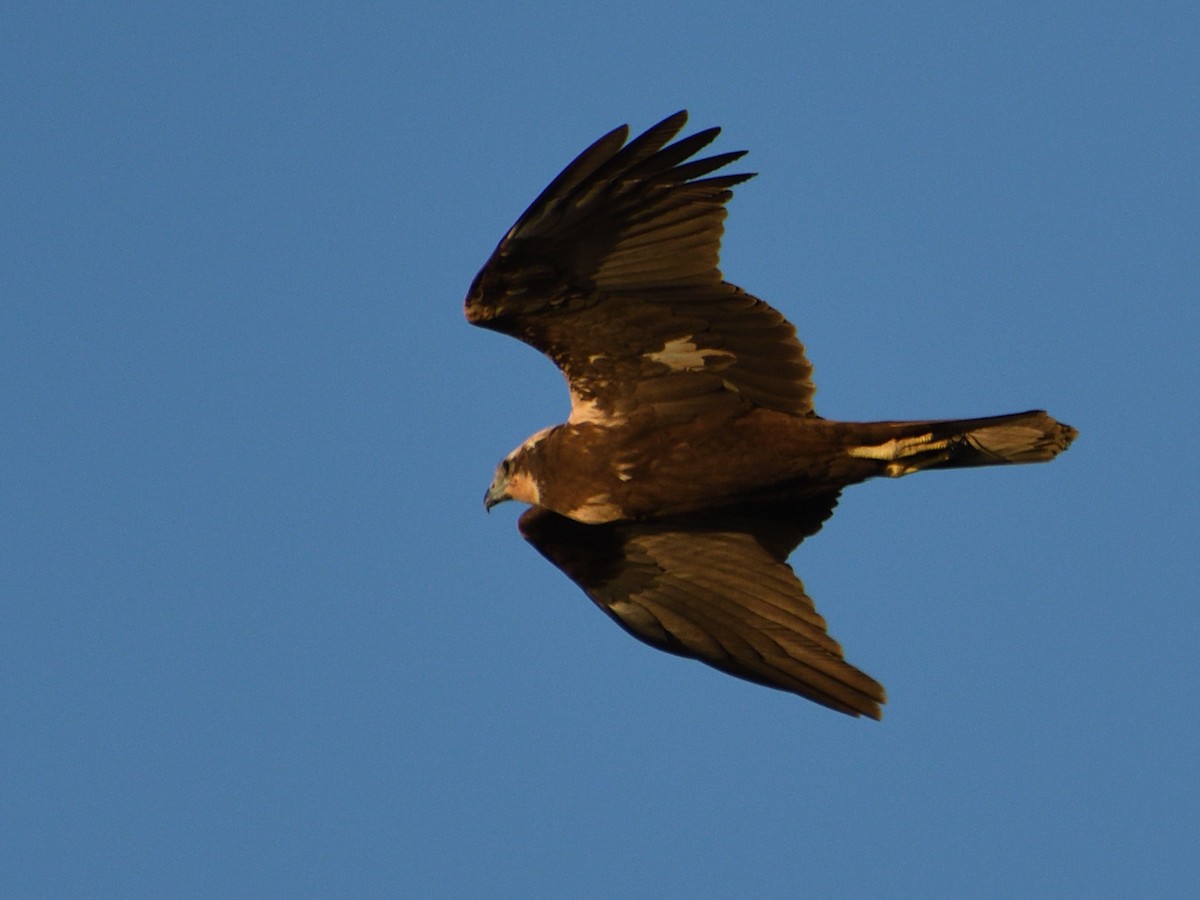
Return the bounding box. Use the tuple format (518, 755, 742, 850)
(465, 111, 1077, 719)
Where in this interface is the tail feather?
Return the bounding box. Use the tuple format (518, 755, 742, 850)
(929, 410, 1077, 469)
(847, 410, 1078, 477)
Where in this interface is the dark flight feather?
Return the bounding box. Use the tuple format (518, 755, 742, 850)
(519, 495, 886, 719)
(466, 110, 816, 424)
(466, 112, 1077, 718)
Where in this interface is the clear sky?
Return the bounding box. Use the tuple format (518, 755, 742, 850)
(4, 3, 1198, 897)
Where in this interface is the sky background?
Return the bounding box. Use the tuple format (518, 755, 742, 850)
(4, 3, 1198, 897)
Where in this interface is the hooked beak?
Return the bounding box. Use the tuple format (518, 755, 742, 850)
(484, 475, 510, 512)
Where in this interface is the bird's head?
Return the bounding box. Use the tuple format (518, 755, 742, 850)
(484, 439, 545, 511)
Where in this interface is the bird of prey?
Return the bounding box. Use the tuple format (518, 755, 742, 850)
(464, 111, 1076, 719)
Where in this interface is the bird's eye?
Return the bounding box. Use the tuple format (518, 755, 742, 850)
(500, 458, 512, 475)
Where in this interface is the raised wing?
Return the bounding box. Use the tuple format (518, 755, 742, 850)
(465, 111, 816, 426)
(518, 495, 885, 719)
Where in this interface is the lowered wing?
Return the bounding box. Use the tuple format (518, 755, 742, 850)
(518, 495, 885, 719)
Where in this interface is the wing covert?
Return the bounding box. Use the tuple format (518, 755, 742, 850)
(465, 112, 816, 424)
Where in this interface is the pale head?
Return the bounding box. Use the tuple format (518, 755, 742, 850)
(483, 429, 550, 511)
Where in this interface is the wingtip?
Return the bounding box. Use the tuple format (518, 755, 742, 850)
(660, 109, 689, 130)
(836, 687, 887, 721)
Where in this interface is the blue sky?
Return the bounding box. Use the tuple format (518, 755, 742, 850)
(3, 3, 1197, 897)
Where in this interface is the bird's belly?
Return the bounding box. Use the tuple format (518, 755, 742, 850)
(564, 412, 866, 522)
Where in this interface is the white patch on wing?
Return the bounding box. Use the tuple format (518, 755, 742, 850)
(566, 494, 623, 524)
(646, 337, 736, 372)
(568, 385, 621, 426)
(568, 393, 607, 425)
(616, 461, 635, 482)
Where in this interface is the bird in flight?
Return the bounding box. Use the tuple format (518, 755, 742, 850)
(464, 111, 1077, 719)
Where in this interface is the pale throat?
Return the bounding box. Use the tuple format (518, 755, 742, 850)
(504, 469, 541, 505)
